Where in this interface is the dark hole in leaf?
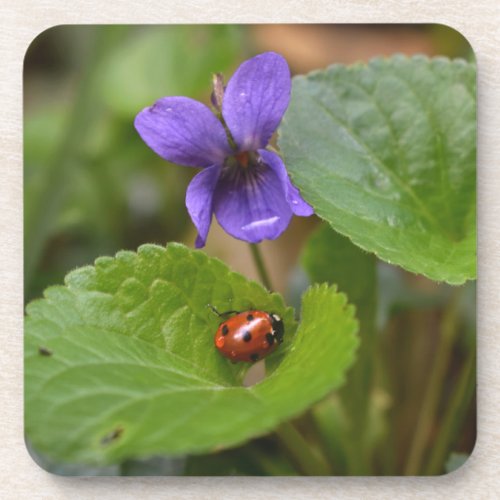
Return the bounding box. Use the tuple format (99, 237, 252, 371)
(38, 346, 52, 356)
(100, 425, 125, 446)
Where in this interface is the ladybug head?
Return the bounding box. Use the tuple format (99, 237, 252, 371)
(270, 313, 284, 344)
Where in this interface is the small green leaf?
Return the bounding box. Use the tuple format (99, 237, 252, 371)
(302, 224, 377, 474)
(303, 224, 376, 320)
(279, 55, 476, 284)
(25, 243, 358, 465)
(302, 226, 376, 378)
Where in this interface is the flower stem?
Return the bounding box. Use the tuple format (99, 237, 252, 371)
(274, 421, 331, 476)
(249, 246, 329, 474)
(249, 244, 273, 291)
(404, 286, 462, 475)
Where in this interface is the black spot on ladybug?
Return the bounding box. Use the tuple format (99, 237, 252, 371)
(100, 426, 124, 446)
(250, 353, 259, 362)
(38, 346, 52, 356)
(265, 333, 274, 346)
(243, 331, 252, 342)
(246, 314, 254, 322)
(222, 325, 229, 336)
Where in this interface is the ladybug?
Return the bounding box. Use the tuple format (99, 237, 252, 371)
(210, 306, 284, 363)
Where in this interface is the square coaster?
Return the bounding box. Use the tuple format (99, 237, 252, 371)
(24, 24, 476, 476)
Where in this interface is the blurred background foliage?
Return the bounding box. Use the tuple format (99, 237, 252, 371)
(24, 24, 475, 475)
(24, 25, 246, 301)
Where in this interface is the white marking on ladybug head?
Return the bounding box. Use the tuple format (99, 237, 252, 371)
(271, 314, 281, 322)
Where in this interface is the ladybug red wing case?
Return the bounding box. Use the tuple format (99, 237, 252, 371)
(213, 310, 284, 363)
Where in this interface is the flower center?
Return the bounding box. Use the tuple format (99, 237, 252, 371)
(224, 150, 259, 171)
(221, 150, 266, 187)
(235, 151, 249, 168)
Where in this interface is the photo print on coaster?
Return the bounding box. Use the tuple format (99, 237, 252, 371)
(24, 24, 476, 476)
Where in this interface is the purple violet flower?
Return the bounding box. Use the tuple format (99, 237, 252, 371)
(134, 52, 313, 248)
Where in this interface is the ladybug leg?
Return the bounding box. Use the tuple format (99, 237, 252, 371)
(207, 304, 241, 317)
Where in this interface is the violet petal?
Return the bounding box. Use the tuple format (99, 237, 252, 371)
(222, 52, 291, 151)
(185, 164, 221, 248)
(213, 162, 293, 244)
(258, 149, 314, 216)
(135, 96, 231, 168)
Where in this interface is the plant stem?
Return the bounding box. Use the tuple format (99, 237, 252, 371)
(249, 245, 330, 474)
(249, 244, 273, 291)
(310, 398, 350, 474)
(425, 347, 476, 474)
(404, 287, 462, 475)
(249, 244, 329, 474)
(339, 253, 377, 475)
(275, 421, 331, 476)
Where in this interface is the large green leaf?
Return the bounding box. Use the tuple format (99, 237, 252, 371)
(25, 243, 358, 465)
(279, 55, 476, 284)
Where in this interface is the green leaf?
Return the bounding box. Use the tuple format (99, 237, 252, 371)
(25, 243, 359, 465)
(279, 55, 476, 284)
(303, 224, 376, 321)
(302, 224, 376, 474)
(184, 441, 297, 476)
